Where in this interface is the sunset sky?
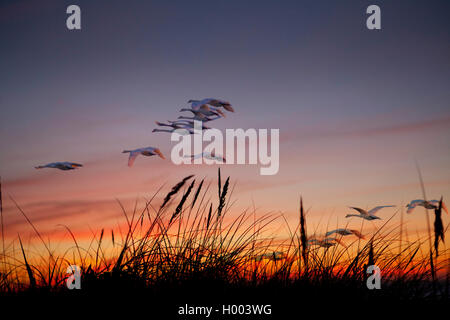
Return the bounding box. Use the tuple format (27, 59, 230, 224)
(1, 0, 449, 247)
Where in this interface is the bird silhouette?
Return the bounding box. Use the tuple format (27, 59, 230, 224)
(122, 147, 165, 167)
(35, 162, 83, 171)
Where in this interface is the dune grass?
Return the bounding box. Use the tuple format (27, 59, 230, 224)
(0, 170, 448, 304)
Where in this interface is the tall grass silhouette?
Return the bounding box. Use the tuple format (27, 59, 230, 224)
(0, 169, 448, 304)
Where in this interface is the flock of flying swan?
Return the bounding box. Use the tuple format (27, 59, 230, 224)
(308, 201, 448, 249)
(247, 200, 447, 258)
(150, 98, 232, 163)
(34, 98, 233, 169)
(32, 97, 446, 249)
(249, 201, 447, 258)
(152, 99, 232, 135)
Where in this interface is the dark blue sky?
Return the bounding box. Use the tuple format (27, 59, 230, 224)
(2, 1, 449, 125)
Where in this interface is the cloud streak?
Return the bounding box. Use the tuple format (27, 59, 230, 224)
(281, 115, 450, 143)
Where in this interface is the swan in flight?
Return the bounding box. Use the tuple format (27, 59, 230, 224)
(155, 121, 210, 130)
(35, 162, 83, 171)
(308, 234, 347, 248)
(307, 238, 336, 248)
(406, 199, 448, 214)
(189, 98, 235, 112)
(152, 127, 195, 134)
(122, 147, 165, 167)
(185, 100, 211, 112)
(168, 120, 210, 130)
(177, 114, 222, 122)
(181, 105, 226, 118)
(345, 205, 395, 220)
(254, 251, 286, 262)
(180, 105, 226, 118)
(325, 228, 364, 239)
(183, 151, 226, 163)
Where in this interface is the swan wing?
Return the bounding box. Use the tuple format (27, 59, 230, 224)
(368, 205, 395, 216)
(349, 229, 364, 239)
(128, 152, 139, 167)
(406, 200, 423, 213)
(349, 207, 369, 216)
(325, 229, 339, 237)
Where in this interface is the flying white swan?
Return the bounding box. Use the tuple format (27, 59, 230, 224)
(180, 107, 225, 119)
(35, 162, 83, 171)
(177, 114, 222, 122)
(189, 98, 235, 112)
(345, 205, 395, 220)
(155, 121, 210, 130)
(406, 199, 448, 214)
(307, 238, 336, 248)
(152, 127, 195, 134)
(181, 105, 226, 118)
(122, 147, 165, 167)
(325, 228, 364, 239)
(186, 100, 211, 112)
(254, 251, 286, 262)
(155, 121, 186, 129)
(183, 151, 226, 163)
